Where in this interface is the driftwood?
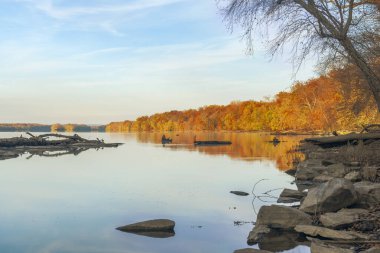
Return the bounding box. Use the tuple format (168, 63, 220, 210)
(0, 133, 122, 161)
(0, 132, 120, 148)
(304, 133, 380, 148)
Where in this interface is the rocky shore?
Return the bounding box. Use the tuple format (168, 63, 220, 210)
(236, 135, 380, 253)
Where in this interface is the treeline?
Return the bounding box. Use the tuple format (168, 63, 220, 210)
(0, 124, 105, 132)
(106, 65, 380, 132)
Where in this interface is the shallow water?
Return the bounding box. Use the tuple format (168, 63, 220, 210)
(0, 132, 310, 253)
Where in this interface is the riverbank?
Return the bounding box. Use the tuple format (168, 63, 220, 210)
(236, 133, 380, 253)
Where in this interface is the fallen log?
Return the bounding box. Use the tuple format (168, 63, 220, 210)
(0, 133, 122, 160)
(304, 133, 380, 148)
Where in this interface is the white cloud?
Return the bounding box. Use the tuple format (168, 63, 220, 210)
(17, 0, 186, 19)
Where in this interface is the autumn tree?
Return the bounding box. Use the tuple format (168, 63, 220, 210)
(218, 0, 380, 110)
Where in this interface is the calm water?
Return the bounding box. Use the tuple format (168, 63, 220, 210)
(0, 132, 310, 253)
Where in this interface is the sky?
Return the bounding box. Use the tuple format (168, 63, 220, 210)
(0, 0, 317, 124)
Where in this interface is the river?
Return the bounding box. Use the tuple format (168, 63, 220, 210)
(0, 132, 310, 253)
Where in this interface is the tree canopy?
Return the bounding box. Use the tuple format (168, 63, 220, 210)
(218, 0, 380, 110)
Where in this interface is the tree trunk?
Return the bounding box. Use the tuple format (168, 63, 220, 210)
(340, 38, 380, 111)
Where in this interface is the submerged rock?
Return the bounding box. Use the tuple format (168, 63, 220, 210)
(230, 191, 249, 196)
(300, 178, 357, 213)
(255, 228, 308, 252)
(116, 219, 175, 233)
(319, 208, 368, 229)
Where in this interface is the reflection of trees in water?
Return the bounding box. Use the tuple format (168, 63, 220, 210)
(136, 132, 305, 171)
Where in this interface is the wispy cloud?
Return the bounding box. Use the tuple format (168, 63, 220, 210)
(17, 0, 186, 19)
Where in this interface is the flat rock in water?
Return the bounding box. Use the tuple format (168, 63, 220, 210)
(116, 219, 175, 232)
(319, 208, 368, 229)
(254, 205, 312, 230)
(295, 225, 369, 240)
(277, 189, 305, 203)
(300, 178, 357, 213)
(310, 242, 354, 253)
(234, 249, 271, 253)
(230, 191, 249, 196)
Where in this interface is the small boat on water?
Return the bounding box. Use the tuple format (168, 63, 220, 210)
(161, 135, 172, 144)
(193, 136, 232, 146)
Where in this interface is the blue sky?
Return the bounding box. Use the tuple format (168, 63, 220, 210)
(0, 0, 316, 124)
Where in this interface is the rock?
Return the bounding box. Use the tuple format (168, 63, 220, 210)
(230, 191, 249, 196)
(300, 178, 357, 213)
(295, 159, 326, 180)
(234, 248, 271, 253)
(247, 225, 271, 245)
(285, 168, 297, 176)
(323, 163, 347, 178)
(314, 175, 335, 182)
(310, 242, 354, 253)
(116, 219, 175, 233)
(254, 205, 312, 229)
(354, 181, 380, 207)
(344, 171, 361, 182)
(362, 247, 380, 253)
(277, 189, 306, 203)
(295, 225, 369, 240)
(320, 208, 368, 229)
(256, 229, 307, 252)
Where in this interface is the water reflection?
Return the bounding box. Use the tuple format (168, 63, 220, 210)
(0, 132, 310, 253)
(135, 132, 305, 171)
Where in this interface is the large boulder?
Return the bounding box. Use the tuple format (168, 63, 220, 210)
(354, 181, 380, 207)
(319, 208, 368, 229)
(300, 178, 357, 213)
(295, 225, 370, 240)
(277, 189, 306, 203)
(254, 205, 312, 229)
(116, 219, 175, 232)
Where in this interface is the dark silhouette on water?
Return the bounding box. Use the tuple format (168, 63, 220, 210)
(193, 135, 232, 146)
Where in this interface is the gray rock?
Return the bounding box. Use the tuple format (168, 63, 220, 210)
(116, 219, 175, 232)
(354, 181, 380, 208)
(313, 175, 335, 182)
(344, 171, 361, 182)
(323, 163, 347, 178)
(277, 189, 305, 203)
(320, 208, 368, 229)
(295, 159, 326, 180)
(295, 225, 369, 240)
(362, 247, 380, 253)
(248, 226, 306, 251)
(311, 242, 354, 253)
(234, 248, 271, 253)
(255, 205, 312, 229)
(230, 191, 249, 196)
(247, 225, 271, 245)
(300, 178, 357, 213)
